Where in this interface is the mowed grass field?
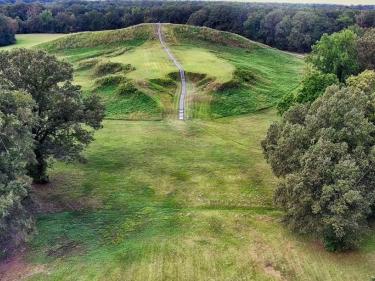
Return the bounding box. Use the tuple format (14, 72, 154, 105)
(0, 34, 65, 50)
(22, 115, 375, 281)
(1, 25, 375, 281)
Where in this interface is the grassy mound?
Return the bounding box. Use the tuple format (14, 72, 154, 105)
(40, 24, 155, 50)
(36, 23, 303, 119)
(166, 24, 256, 49)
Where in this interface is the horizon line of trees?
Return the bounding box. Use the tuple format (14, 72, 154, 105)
(0, 1, 375, 52)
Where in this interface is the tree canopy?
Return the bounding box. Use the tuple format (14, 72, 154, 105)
(277, 68, 338, 114)
(0, 49, 105, 183)
(0, 88, 35, 258)
(262, 70, 375, 251)
(0, 14, 17, 46)
(307, 29, 359, 82)
(357, 28, 375, 71)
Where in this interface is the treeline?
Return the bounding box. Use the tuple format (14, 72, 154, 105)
(0, 1, 375, 51)
(0, 13, 16, 45)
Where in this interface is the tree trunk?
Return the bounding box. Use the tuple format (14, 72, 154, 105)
(27, 150, 49, 184)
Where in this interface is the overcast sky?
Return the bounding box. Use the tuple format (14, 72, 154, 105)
(227, 0, 375, 5)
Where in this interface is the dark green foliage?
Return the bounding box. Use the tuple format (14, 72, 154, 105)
(307, 29, 359, 82)
(234, 69, 258, 84)
(262, 71, 375, 251)
(357, 28, 375, 71)
(77, 58, 100, 70)
(286, 11, 331, 53)
(116, 82, 139, 96)
(294, 71, 338, 104)
(276, 91, 296, 116)
(277, 69, 338, 114)
(0, 89, 35, 259)
(0, 49, 105, 183)
(356, 11, 375, 28)
(0, 14, 17, 46)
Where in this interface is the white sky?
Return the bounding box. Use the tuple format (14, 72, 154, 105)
(225, 0, 375, 5)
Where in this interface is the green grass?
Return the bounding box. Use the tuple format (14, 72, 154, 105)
(165, 24, 303, 118)
(0, 34, 65, 50)
(29, 23, 303, 120)
(168, 45, 235, 83)
(20, 111, 375, 281)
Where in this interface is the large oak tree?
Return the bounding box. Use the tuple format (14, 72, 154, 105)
(263, 71, 375, 251)
(0, 49, 105, 183)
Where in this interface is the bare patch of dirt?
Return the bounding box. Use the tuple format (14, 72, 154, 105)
(46, 239, 83, 258)
(264, 261, 286, 281)
(248, 233, 292, 281)
(31, 179, 102, 214)
(0, 250, 46, 281)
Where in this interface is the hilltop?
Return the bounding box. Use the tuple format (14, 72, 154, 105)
(39, 23, 303, 120)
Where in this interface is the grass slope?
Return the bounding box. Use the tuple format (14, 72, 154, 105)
(18, 112, 375, 281)
(37, 23, 303, 120)
(0, 34, 65, 50)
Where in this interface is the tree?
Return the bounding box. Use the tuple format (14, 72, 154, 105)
(39, 10, 54, 33)
(243, 9, 268, 41)
(335, 10, 355, 30)
(356, 11, 375, 28)
(262, 71, 375, 251)
(0, 49, 105, 183)
(200, 5, 247, 35)
(277, 68, 338, 114)
(307, 29, 359, 82)
(0, 88, 35, 258)
(357, 28, 375, 71)
(260, 9, 286, 46)
(0, 14, 17, 46)
(54, 12, 77, 33)
(122, 7, 144, 27)
(187, 8, 208, 26)
(287, 11, 330, 53)
(274, 15, 292, 50)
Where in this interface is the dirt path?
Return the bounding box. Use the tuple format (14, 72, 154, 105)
(157, 23, 187, 120)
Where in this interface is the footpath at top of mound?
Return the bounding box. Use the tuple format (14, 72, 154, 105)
(40, 23, 259, 51)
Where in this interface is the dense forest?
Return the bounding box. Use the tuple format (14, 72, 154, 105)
(0, 1, 375, 52)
